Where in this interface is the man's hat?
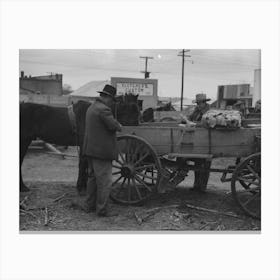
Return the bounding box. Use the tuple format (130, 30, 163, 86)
(97, 84, 117, 100)
(192, 93, 211, 104)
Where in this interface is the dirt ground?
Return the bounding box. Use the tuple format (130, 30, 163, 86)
(20, 147, 261, 232)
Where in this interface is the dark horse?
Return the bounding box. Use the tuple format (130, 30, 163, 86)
(142, 102, 176, 122)
(20, 94, 140, 194)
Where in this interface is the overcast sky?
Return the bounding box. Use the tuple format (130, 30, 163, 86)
(19, 49, 260, 100)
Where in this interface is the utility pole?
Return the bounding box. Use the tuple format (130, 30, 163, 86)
(140, 56, 153, 79)
(178, 49, 193, 111)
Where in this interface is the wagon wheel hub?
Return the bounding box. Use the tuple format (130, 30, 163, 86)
(120, 164, 135, 178)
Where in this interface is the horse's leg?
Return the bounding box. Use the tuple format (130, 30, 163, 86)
(76, 135, 88, 195)
(20, 138, 32, 192)
(77, 153, 88, 196)
(192, 159, 202, 190)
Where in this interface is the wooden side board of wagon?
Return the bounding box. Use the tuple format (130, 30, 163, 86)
(118, 124, 261, 158)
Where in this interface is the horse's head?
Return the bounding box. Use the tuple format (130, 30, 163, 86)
(155, 102, 175, 111)
(72, 100, 92, 137)
(72, 100, 91, 120)
(142, 107, 154, 122)
(124, 93, 138, 104)
(115, 93, 140, 126)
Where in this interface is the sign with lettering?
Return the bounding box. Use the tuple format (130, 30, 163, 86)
(116, 82, 154, 96)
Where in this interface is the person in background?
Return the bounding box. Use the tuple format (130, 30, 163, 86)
(233, 100, 248, 118)
(189, 94, 212, 192)
(189, 93, 211, 122)
(73, 84, 122, 217)
(254, 99, 261, 113)
(180, 93, 212, 193)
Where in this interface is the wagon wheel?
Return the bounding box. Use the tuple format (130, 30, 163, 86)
(110, 135, 162, 205)
(231, 153, 261, 219)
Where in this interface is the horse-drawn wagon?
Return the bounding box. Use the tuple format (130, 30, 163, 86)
(110, 123, 261, 219)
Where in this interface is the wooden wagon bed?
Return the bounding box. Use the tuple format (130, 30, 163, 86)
(113, 123, 261, 219)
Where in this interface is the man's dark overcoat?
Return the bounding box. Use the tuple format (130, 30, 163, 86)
(83, 98, 121, 160)
(189, 103, 210, 122)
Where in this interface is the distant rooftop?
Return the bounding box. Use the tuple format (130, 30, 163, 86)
(20, 71, 62, 81)
(70, 80, 110, 97)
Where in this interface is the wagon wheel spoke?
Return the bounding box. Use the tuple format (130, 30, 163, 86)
(133, 143, 144, 159)
(142, 169, 148, 181)
(132, 177, 142, 200)
(116, 158, 124, 165)
(246, 164, 261, 182)
(125, 138, 131, 163)
(239, 175, 257, 181)
(243, 192, 260, 207)
(112, 170, 121, 176)
(127, 178, 131, 203)
(135, 175, 152, 192)
(151, 168, 155, 184)
(126, 138, 137, 164)
(238, 175, 258, 189)
(115, 177, 127, 197)
(135, 171, 157, 181)
(235, 186, 260, 194)
(113, 157, 123, 166)
(134, 164, 156, 171)
(112, 164, 122, 169)
(130, 148, 149, 165)
(237, 176, 260, 187)
(134, 152, 150, 167)
(127, 139, 137, 163)
(112, 175, 123, 186)
(238, 180, 251, 189)
(118, 150, 126, 164)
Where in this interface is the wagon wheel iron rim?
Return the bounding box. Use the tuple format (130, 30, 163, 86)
(231, 153, 261, 219)
(110, 135, 162, 205)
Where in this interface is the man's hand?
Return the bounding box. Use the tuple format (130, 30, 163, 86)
(180, 114, 196, 127)
(117, 122, 122, 132)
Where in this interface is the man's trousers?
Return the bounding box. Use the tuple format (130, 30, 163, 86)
(193, 159, 211, 191)
(85, 157, 112, 215)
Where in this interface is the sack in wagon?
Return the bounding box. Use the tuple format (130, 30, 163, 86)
(201, 109, 242, 129)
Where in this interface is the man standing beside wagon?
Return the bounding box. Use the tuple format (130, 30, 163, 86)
(73, 84, 122, 217)
(180, 93, 212, 192)
(189, 94, 212, 192)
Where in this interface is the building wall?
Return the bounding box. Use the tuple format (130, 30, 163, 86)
(216, 83, 252, 108)
(20, 76, 63, 95)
